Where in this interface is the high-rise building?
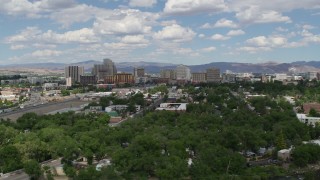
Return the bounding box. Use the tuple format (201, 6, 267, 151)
(206, 67, 221, 83)
(176, 65, 191, 80)
(92, 58, 117, 80)
(134, 67, 145, 77)
(160, 69, 176, 80)
(307, 71, 318, 81)
(192, 73, 207, 83)
(103, 58, 117, 75)
(65, 66, 84, 84)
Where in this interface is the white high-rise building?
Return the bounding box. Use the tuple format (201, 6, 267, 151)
(92, 58, 117, 80)
(65, 66, 84, 84)
(176, 65, 191, 80)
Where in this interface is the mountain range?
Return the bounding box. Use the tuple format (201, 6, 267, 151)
(1, 60, 320, 74)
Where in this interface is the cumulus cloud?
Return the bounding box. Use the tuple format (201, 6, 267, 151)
(10, 45, 25, 50)
(246, 36, 287, 47)
(0, 0, 76, 18)
(50, 4, 101, 28)
(163, 0, 227, 15)
(153, 24, 196, 42)
(227, 29, 245, 36)
(229, 0, 320, 13)
(239, 35, 290, 53)
(237, 46, 272, 53)
(200, 46, 216, 52)
(93, 9, 159, 35)
(120, 35, 149, 44)
(198, 34, 205, 38)
(235, 6, 291, 24)
(213, 18, 238, 28)
(6, 27, 100, 45)
(211, 34, 230, 41)
(129, 0, 157, 8)
(31, 49, 62, 57)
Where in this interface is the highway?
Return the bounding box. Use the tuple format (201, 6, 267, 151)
(0, 98, 88, 121)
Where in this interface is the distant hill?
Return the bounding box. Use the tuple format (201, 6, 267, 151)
(291, 61, 320, 68)
(1, 60, 319, 74)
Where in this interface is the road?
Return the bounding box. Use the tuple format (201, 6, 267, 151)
(109, 97, 164, 127)
(0, 98, 88, 121)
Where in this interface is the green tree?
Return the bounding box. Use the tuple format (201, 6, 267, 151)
(309, 108, 320, 117)
(276, 130, 287, 150)
(24, 160, 42, 180)
(0, 145, 23, 173)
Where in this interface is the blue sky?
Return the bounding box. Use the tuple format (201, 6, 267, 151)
(0, 0, 320, 65)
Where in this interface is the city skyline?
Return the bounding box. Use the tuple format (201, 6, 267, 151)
(1, 0, 320, 65)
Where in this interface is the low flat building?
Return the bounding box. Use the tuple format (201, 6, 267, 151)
(297, 113, 320, 126)
(80, 75, 97, 85)
(156, 103, 188, 112)
(105, 105, 141, 112)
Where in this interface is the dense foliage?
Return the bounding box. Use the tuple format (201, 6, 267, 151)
(1, 83, 320, 179)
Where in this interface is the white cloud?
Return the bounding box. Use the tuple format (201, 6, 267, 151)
(198, 34, 205, 38)
(120, 35, 149, 44)
(211, 34, 230, 41)
(164, 0, 227, 15)
(6, 27, 100, 45)
(235, 6, 291, 24)
(153, 24, 196, 42)
(227, 29, 245, 36)
(275, 27, 288, 32)
(246, 36, 287, 47)
(213, 18, 238, 28)
(10, 44, 25, 50)
(239, 35, 292, 52)
(93, 9, 159, 35)
(237, 46, 272, 53)
(31, 49, 62, 57)
(129, 0, 157, 7)
(50, 4, 100, 28)
(303, 24, 316, 30)
(200, 47, 216, 52)
(0, 0, 76, 18)
(229, 0, 320, 13)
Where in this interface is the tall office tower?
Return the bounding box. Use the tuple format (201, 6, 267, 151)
(206, 67, 221, 83)
(92, 58, 117, 80)
(160, 69, 176, 80)
(103, 58, 117, 75)
(134, 67, 145, 77)
(176, 65, 191, 80)
(65, 66, 84, 84)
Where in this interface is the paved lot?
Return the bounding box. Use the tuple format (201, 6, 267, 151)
(0, 99, 88, 121)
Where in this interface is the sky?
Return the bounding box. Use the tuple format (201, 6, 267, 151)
(0, 0, 320, 65)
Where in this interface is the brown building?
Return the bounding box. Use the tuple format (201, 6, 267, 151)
(206, 67, 221, 83)
(303, 103, 320, 114)
(105, 73, 134, 84)
(160, 69, 176, 80)
(153, 78, 170, 84)
(80, 75, 97, 85)
(134, 67, 145, 77)
(192, 72, 207, 83)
